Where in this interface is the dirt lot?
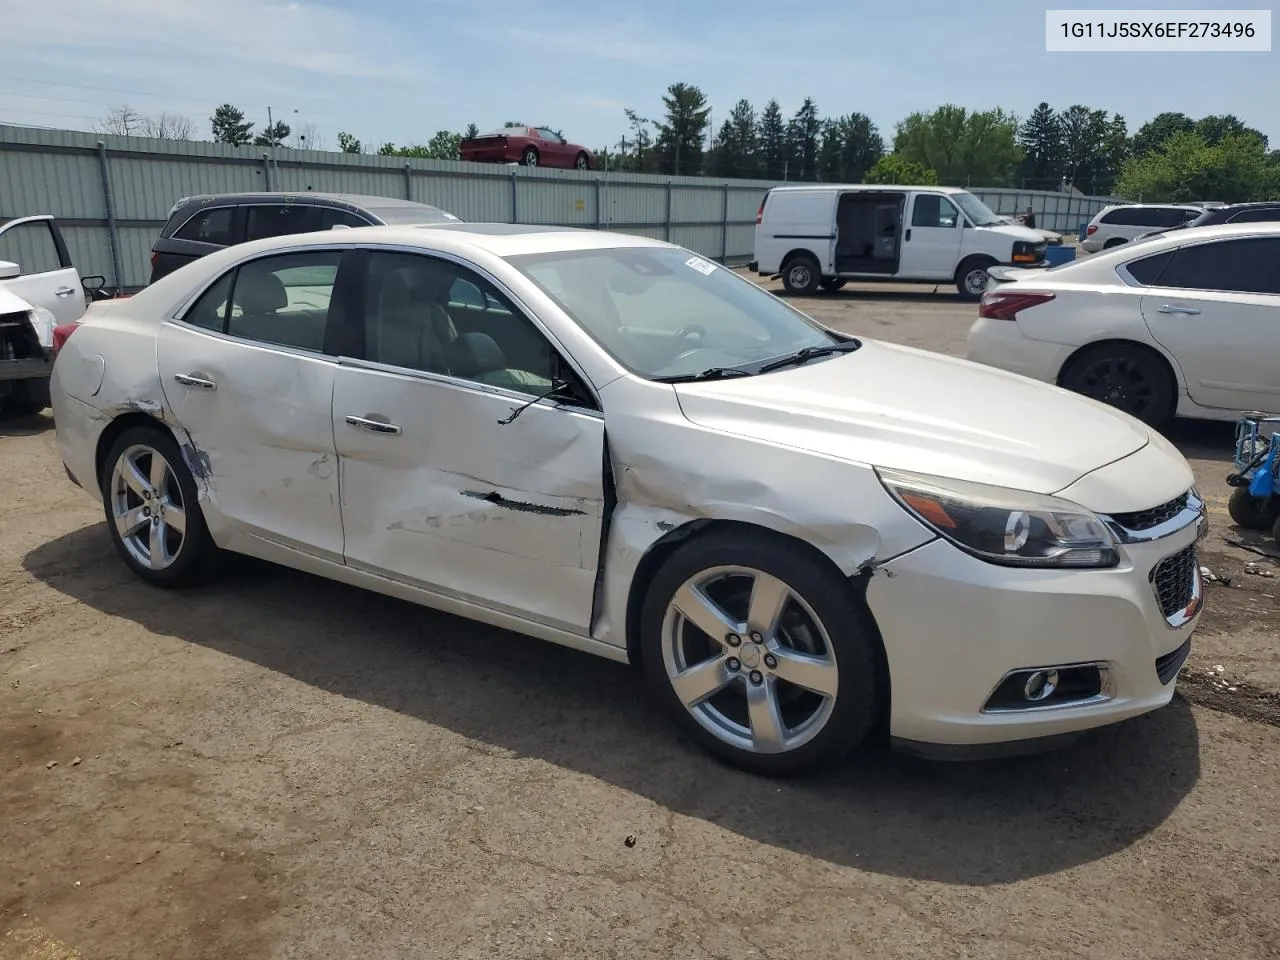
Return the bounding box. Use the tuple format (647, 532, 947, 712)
(3, 284, 1279, 960)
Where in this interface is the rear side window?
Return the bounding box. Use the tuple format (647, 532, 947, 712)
(1123, 250, 1173, 285)
(244, 204, 321, 242)
(1100, 207, 1142, 225)
(317, 207, 372, 229)
(1159, 238, 1280, 295)
(174, 207, 236, 245)
(1227, 208, 1280, 224)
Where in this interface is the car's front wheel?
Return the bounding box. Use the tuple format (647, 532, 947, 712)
(101, 425, 218, 587)
(640, 529, 882, 776)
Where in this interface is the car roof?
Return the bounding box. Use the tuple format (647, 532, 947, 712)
(1100, 201, 1203, 210)
(769, 184, 969, 194)
(171, 192, 447, 211)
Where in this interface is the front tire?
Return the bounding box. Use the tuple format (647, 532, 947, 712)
(101, 425, 218, 588)
(574, 152, 589, 170)
(819, 277, 847, 292)
(1230, 487, 1280, 530)
(781, 255, 821, 295)
(639, 529, 882, 776)
(1058, 343, 1176, 427)
(955, 257, 995, 300)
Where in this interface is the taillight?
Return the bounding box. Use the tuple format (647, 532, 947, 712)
(756, 200, 766, 224)
(52, 321, 81, 358)
(150, 251, 159, 267)
(978, 291, 1055, 321)
(1085, 224, 1098, 236)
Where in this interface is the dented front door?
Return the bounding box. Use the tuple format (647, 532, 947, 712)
(332, 363, 605, 635)
(156, 323, 344, 560)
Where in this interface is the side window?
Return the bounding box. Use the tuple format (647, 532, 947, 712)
(244, 204, 321, 241)
(1123, 250, 1173, 286)
(174, 207, 236, 245)
(1159, 238, 1280, 295)
(224, 251, 342, 350)
(363, 251, 559, 395)
(317, 208, 372, 229)
(0, 220, 63, 275)
(181, 271, 235, 332)
(1100, 208, 1135, 225)
(911, 195, 958, 228)
(1228, 208, 1280, 224)
(536, 128, 563, 143)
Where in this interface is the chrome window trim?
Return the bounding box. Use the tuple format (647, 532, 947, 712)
(168, 244, 357, 319)
(980, 661, 1115, 715)
(1114, 233, 1280, 296)
(1100, 489, 1205, 543)
(161, 317, 337, 364)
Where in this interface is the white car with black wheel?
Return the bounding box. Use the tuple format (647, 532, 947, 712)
(967, 222, 1280, 428)
(52, 223, 1203, 774)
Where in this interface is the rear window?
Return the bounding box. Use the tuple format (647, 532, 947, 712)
(174, 207, 236, 245)
(1123, 250, 1173, 285)
(1227, 208, 1280, 224)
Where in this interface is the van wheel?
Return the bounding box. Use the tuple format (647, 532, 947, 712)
(781, 255, 821, 295)
(955, 257, 995, 300)
(819, 277, 847, 292)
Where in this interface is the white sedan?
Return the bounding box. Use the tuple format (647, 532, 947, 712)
(51, 224, 1205, 774)
(968, 222, 1280, 426)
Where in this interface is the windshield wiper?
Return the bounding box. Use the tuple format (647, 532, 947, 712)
(654, 367, 754, 383)
(757, 340, 861, 373)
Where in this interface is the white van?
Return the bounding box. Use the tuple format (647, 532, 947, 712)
(750, 184, 1047, 300)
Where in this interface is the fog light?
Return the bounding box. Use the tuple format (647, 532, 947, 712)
(1023, 669, 1058, 701)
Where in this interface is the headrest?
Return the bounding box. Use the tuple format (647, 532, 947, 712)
(378, 271, 411, 313)
(235, 270, 287, 313)
(449, 331, 505, 376)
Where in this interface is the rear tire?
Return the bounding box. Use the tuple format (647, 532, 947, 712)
(1058, 343, 1176, 427)
(639, 528, 882, 776)
(574, 152, 589, 170)
(781, 255, 822, 295)
(819, 277, 847, 292)
(1229, 487, 1280, 531)
(521, 147, 539, 167)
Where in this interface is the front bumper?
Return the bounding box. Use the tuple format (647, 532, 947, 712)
(866, 500, 1203, 750)
(965, 316, 1074, 385)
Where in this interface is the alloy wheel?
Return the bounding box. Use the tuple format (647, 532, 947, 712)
(109, 443, 187, 571)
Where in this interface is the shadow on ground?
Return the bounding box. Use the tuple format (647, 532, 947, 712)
(774, 287, 966, 304)
(0, 409, 54, 437)
(1165, 418, 1236, 464)
(25, 524, 1201, 887)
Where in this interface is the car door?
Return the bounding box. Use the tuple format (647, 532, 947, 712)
(156, 246, 350, 560)
(1138, 235, 1280, 412)
(536, 128, 568, 167)
(331, 248, 605, 635)
(898, 193, 963, 280)
(0, 215, 86, 324)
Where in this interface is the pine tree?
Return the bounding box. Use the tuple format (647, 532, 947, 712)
(758, 100, 786, 180)
(1017, 102, 1064, 188)
(210, 104, 253, 146)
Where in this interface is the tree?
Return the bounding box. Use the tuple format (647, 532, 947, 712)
(654, 82, 710, 175)
(1058, 104, 1108, 189)
(622, 108, 655, 172)
(1196, 113, 1268, 149)
(1131, 111, 1195, 156)
(1017, 102, 1064, 187)
(758, 100, 787, 180)
(337, 131, 362, 154)
(786, 97, 822, 181)
(832, 113, 884, 183)
(98, 105, 145, 136)
(817, 120, 843, 182)
(139, 112, 193, 140)
(291, 122, 326, 152)
(1116, 131, 1280, 203)
(708, 99, 759, 179)
(253, 120, 291, 147)
(210, 104, 254, 146)
(464, 123, 479, 140)
(863, 154, 939, 185)
(425, 130, 461, 160)
(378, 142, 398, 156)
(893, 104, 1022, 185)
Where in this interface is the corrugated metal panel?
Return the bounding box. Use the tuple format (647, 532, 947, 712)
(516, 178, 598, 226)
(671, 186, 728, 224)
(418, 172, 511, 222)
(601, 183, 666, 228)
(669, 224, 725, 256)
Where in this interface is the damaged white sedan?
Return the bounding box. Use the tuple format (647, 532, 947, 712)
(51, 224, 1206, 774)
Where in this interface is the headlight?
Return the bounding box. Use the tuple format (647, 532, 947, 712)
(876, 467, 1119, 568)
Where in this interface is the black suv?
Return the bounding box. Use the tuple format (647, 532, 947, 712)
(149, 192, 461, 283)
(1135, 200, 1280, 241)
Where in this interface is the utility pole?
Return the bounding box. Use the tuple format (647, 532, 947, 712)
(267, 106, 278, 188)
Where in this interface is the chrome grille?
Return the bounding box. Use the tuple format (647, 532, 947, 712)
(1150, 544, 1198, 619)
(1111, 493, 1189, 532)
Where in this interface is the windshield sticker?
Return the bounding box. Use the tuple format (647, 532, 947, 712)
(684, 256, 717, 276)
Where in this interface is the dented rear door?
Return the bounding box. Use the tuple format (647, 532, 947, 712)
(332, 362, 605, 635)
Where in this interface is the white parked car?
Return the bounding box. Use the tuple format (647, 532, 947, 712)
(52, 224, 1204, 773)
(1081, 203, 1203, 252)
(751, 185, 1047, 300)
(967, 222, 1280, 427)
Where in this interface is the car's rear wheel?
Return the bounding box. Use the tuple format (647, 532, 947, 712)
(521, 147, 539, 167)
(1059, 343, 1176, 427)
(781, 255, 821, 295)
(101, 425, 217, 587)
(640, 529, 882, 776)
(574, 152, 589, 170)
(1229, 487, 1280, 530)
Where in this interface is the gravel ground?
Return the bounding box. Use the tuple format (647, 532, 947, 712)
(2, 282, 1278, 960)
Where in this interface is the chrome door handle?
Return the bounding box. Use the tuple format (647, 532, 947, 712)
(1157, 304, 1200, 315)
(345, 414, 401, 435)
(55, 286, 75, 297)
(173, 372, 216, 390)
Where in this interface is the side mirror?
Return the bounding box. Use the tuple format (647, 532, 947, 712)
(0, 260, 20, 280)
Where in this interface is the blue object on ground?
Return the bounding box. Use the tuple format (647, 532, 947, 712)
(1043, 245, 1076, 266)
(1249, 443, 1277, 498)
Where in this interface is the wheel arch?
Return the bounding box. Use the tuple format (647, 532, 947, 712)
(779, 248, 820, 271)
(1056, 337, 1184, 395)
(94, 411, 182, 495)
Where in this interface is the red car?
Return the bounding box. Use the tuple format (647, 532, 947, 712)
(460, 126, 594, 170)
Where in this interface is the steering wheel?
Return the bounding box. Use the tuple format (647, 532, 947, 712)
(673, 324, 706, 346)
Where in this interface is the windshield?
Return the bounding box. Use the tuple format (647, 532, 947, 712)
(373, 206, 462, 224)
(951, 192, 1003, 227)
(506, 246, 841, 380)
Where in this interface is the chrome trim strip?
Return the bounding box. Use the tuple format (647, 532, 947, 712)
(1100, 489, 1205, 543)
(1154, 553, 1203, 630)
(980, 661, 1115, 715)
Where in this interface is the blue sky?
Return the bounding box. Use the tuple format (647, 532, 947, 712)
(2, 0, 1276, 153)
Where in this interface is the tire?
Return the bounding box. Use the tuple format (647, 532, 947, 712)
(100, 424, 218, 588)
(1104, 237, 1126, 249)
(780, 255, 821, 295)
(521, 147, 539, 167)
(819, 277, 847, 292)
(955, 257, 995, 300)
(1058, 343, 1176, 427)
(639, 528, 882, 776)
(574, 152, 589, 170)
(1272, 512, 1280, 548)
(1230, 486, 1280, 531)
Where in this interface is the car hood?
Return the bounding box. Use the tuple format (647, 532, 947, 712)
(978, 223, 1045, 243)
(673, 339, 1151, 496)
